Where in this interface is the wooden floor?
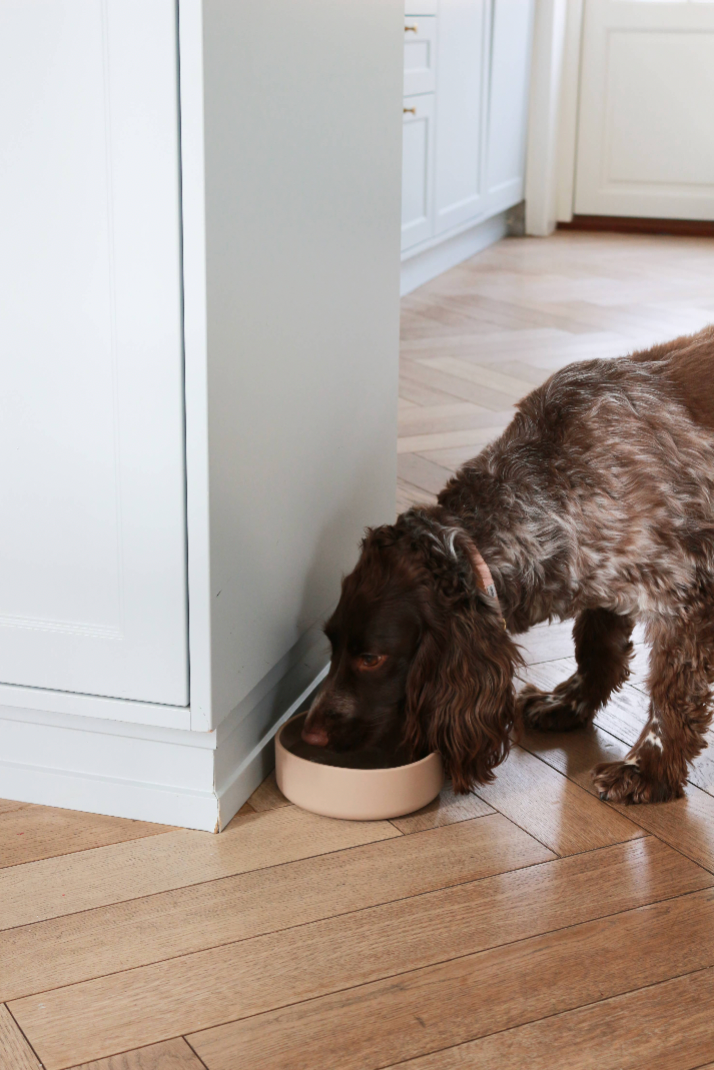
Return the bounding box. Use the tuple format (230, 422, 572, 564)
(3, 232, 714, 1070)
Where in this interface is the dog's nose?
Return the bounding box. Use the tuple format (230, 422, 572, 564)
(301, 721, 329, 747)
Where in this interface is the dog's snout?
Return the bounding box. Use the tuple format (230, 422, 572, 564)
(301, 704, 330, 747)
(301, 721, 329, 746)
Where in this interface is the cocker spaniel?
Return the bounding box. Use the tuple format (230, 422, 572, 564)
(302, 326, 714, 804)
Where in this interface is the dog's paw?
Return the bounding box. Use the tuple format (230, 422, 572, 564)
(592, 760, 683, 805)
(517, 681, 587, 732)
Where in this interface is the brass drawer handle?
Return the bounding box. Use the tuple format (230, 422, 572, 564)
(403, 107, 417, 115)
(405, 24, 418, 32)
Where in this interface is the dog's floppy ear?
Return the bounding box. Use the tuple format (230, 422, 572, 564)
(404, 600, 520, 793)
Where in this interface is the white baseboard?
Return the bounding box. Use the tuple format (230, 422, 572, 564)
(0, 649, 329, 832)
(215, 663, 329, 829)
(400, 211, 509, 296)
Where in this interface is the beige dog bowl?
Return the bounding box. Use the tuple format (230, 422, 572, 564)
(275, 714, 444, 821)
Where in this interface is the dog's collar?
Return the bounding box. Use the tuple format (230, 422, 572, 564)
(467, 544, 498, 601)
(462, 539, 507, 629)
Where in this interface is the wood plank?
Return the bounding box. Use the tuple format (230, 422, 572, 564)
(390, 785, 493, 834)
(417, 444, 491, 471)
(520, 722, 714, 874)
(414, 356, 534, 399)
(490, 358, 557, 385)
(396, 454, 452, 496)
(399, 327, 569, 357)
(398, 403, 512, 437)
(0, 805, 400, 932)
(385, 967, 714, 1070)
(593, 684, 647, 746)
(68, 1039, 204, 1070)
(396, 481, 435, 513)
(229, 801, 254, 821)
(400, 360, 518, 411)
(515, 619, 574, 665)
(12, 837, 709, 1069)
(0, 817, 550, 1003)
(0, 806, 172, 871)
(0, 1004, 41, 1070)
(398, 375, 464, 407)
(186, 887, 714, 1070)
(398, 400, 485, 430)
(398, 425, 506, 455)
(245, 772, 289, 812)
(474, 744, 643, 855)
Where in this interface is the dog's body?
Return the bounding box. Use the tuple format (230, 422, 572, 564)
(304, 326, 714, 803)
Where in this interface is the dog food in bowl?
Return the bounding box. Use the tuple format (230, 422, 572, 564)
(275, 712, 444, 820)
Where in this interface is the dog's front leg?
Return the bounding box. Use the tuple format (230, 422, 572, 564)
(593, 613, 714, 804)
(519, 608, 634, 731)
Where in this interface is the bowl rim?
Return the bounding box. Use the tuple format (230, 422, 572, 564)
(276, 713, 440, 777)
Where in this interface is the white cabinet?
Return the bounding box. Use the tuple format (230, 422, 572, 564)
(401, 0, 535, 259)
(402, 94, 436, 249)
(434, 0, 489, 235)
(485, 0, 535, 213)
(0, 0, 404, 830)
(0, 0, 188, 705)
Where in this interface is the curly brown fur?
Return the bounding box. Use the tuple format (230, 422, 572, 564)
(304, 325, 714, 801)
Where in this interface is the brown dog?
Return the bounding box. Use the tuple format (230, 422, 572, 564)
(303, 326, 714, 803)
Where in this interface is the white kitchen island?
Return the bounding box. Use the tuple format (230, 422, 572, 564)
(0, 0, 404, 830)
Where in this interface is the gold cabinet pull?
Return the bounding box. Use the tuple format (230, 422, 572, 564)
(405, 24, 418, 32)
(403, 107, 417, 115)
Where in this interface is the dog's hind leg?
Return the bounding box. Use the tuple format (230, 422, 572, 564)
(593, 607, 714, 804)
(518, 608, 634, 732)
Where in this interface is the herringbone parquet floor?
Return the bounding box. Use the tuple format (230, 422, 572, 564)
(3, 232, 714, 1070)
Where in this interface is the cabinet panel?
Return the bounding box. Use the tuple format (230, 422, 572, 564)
(0, 0, 188, 705)
(485, 0, 534, 212)
(575, 0, 714, 219)
(434, 0, 488, 235)
(404, 17, 436, 97)
(402, 94, 436, 250)
(405, 0, 438, 14)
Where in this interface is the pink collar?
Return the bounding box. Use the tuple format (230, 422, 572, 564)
(464, 541, 507, 628)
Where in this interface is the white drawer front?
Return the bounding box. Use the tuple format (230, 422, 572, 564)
(404, 16, 436, 97)
(405, 0, 437, 14)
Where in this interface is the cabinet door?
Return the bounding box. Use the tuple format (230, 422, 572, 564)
(575, 0, 714, 219)
(434, 0, 489, 235)
(404, 17, 437, 97)
(0, 0, 189, 705)
(402, 94, 436, 250)
(484, 0, 535, 215)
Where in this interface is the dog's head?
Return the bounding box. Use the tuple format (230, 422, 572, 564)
(302, 510, 521, 791)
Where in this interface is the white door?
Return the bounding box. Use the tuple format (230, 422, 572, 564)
(402, 93, 436, 250)
(0, 0, 189, 705)
(575, 0, 714, 219)
(434, 0, 488, 235)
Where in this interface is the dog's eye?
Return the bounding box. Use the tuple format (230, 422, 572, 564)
(356, 654, 387, 671)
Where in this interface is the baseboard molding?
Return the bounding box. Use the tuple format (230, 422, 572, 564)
(0, 656, 329, 833)
(558, 216, 714, 238)
(215, 664, 329, 829)
(400, 211, 509, 296)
